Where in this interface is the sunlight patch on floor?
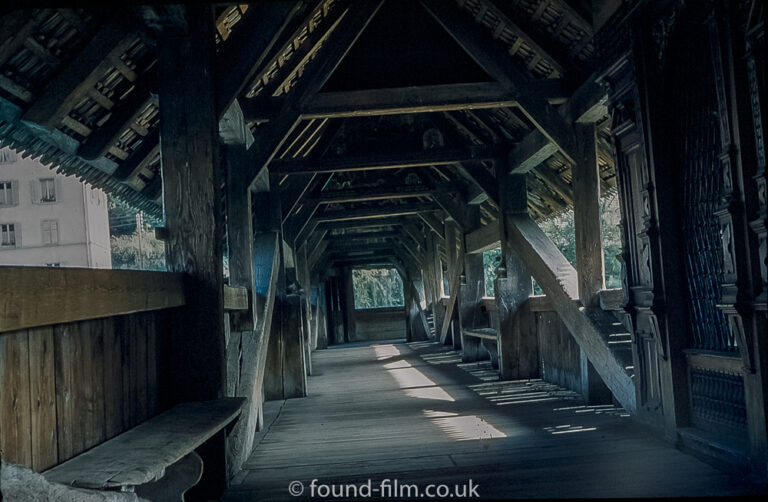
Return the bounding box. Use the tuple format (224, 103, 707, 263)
(374, 344, 402, 360)
(423, 409, 507, 441)
(384, 360, 455, 401)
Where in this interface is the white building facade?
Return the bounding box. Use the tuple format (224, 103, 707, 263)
(0, 147, 111, 268)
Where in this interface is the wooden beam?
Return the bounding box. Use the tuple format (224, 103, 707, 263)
(214, 1, 302, 116)
(505, 213, 636, 412)
(0, 267, 184, 333)
(316, 185, 433, 204)
(225, 144, 256, 330)
(420, 0, 577, 164)
(78, 78, 154, 160)
(507, 76, 608, 174)
(316, 203, 439, 223)
(270, 144, 504, 175)
(465, 223, 500, 254)
(319, 216, 413, 231)
(22, 18, 138, 129)
(533, 164, 573, 205)
(300, 82, 519, 118)
(486, 0, 577, 77)
(113, 129, 160, 182)
(419, 212, 447, 241)
(254, 1, 347, 99)
(158, 5, 225, 406)
(573, 123, 604, 307)
(245, 0, 384, 189)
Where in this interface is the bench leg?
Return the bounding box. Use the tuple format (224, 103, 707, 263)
(461, 332, 483, 362)
(134, 452, 203, 502)
(482, 338, 499, 369)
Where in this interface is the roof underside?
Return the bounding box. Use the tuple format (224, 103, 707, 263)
(0, 0, 615, 267)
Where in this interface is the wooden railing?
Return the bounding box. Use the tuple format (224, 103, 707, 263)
(0, 266, 187, 472)
(0, 266, 185, 333)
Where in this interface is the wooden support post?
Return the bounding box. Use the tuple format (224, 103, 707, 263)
(157, 6, 226, 498)
(495, 170, 537, 380)
(158, 4, 224, 403)
(225, 146, 255, 331)
(459, 209, 485, 361)
(281, 294, 308, 398)
(573, 123, 612, 404)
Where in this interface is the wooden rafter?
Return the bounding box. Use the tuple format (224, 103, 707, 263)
(243, 0, 384, 190)
(420, 0, 577, 164)
(316, 202, 439, 223)
(214, 1, 302, 117)
(22, 16, 138, 129)
(269, 144, 504, 175)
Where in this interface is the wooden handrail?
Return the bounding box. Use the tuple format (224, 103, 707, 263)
(0, 266, 186, 333)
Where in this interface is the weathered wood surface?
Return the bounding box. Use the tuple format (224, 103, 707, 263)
(0, 267, 184, 333)
(573, 122, 604, 307)
(44, 398, 245, 489)
(158, 5, 225, 406)
(223, 285, 249, 311)
(0, 311, 165, 471)
(225, 342, 757, 500)
(506, 214, 636, 412)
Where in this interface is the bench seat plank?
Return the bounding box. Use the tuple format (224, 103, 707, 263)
(463, 328, 498, 340)
(44, 398, 245, 490)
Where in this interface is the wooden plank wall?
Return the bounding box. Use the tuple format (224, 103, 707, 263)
(349, 307, 406, 342)
(535, 310, 582, 394)
(0, 310, 166, 471)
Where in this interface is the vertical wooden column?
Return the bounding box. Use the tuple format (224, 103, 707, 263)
(495, 169, 537, 380)
(158, 4, 224, 403)
(157, 6, 225, 498)
(255, 190, 283, 405)
(445, 221, 462, 349)
(574, 123, 612, 404)
(460, 211, 485, 361)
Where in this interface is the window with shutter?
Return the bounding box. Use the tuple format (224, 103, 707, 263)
(1, 223, 17, 247)
(41, 219, 59, 245)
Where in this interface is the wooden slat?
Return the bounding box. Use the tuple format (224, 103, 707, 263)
(102, 317, 124, 439)
(0, 267, 185, 333)
(54, 323, 77, 462)
(0, 330, 32, 467)
(44, 398, 245, 489)
(28, 326, 57, 471)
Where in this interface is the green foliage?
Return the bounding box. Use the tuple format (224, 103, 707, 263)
(483, 247, 502, 297)
(352, 268, 404, 309)
(110, 229, 166, 271)
(108, 196, 165, 271)
(600, 193, 623, 289)
(481, 193, 624, 296)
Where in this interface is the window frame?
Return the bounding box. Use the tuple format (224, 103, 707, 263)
(39, 178, 57, 203)
(41, 219, 59, 246)
(1, 222, 18, 247)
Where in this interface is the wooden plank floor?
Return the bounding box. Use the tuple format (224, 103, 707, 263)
(224, 341, 763, 500)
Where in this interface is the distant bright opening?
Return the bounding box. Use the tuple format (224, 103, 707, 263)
(352, 267, 404, 309)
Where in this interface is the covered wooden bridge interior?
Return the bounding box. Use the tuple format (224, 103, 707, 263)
(0, 0, 767, 499)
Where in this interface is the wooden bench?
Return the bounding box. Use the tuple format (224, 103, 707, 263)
(461, 327, 500, 367)
(44, 398, 245, 499)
